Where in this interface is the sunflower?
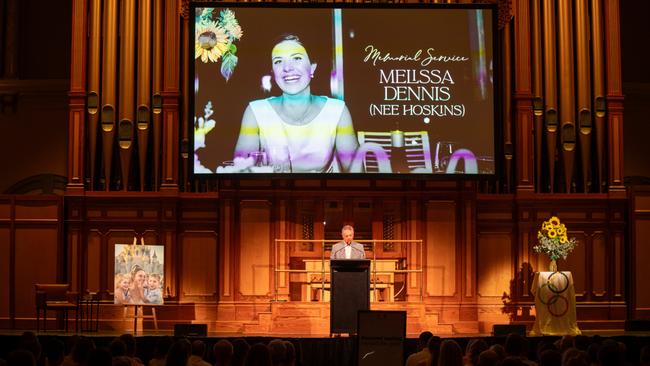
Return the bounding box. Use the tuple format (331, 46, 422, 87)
(559, 235, 567, 244)
(547, 228, 557, 238)
(195, 21, 229, 63)
(557, 226, 565, 235)
(549, 216, 560, 227)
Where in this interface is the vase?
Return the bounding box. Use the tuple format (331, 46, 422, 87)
(549, 259, 558, 272)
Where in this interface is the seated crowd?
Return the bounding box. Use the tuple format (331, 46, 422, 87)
(2, 331, 650, 366)
(0, 332, 300, 366)
(406, 331, 650, 366)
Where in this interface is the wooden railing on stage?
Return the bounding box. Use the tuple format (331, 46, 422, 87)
(272, 239, 423, 303)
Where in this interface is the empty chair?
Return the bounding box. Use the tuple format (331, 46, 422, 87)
(35, 284, 79, 332)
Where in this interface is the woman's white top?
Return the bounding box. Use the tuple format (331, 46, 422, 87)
(249, 97, 344, 172)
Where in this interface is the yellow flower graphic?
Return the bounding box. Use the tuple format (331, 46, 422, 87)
(547, 229, 557, 238)
(195, 21, 229, 63)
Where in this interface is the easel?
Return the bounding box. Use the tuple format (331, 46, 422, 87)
(123, 304, 158, 334)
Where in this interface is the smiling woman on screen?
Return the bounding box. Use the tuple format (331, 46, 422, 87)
(233, 35, 359, 173)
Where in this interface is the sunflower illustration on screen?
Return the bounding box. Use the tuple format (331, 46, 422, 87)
(195, 8, 243, 81)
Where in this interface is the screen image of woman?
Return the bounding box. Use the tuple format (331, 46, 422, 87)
(232, 35, 359, 173)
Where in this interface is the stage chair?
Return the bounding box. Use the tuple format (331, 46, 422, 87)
(357, 131, 432, 173)
(35, 284, 79, 332)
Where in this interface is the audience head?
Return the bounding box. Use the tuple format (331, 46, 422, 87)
(438, 339, 463, 366)
(18, 332, 41, 362)
(418, 331, 434, 350)
(597, 339, 623, 366)
(7, 350, 35, 366)
(476, 350, 499, 366)
(268, 339, 287, 366)
(166, 338, 192, 366)
(44, 338, 65, 366)
(641, 344, 650, 366)
(283, 340, 296, 366)
(465, 338, 489, 366)
(191, 340, 206, 358)
(112, 356, 132, 366)
(118, 334, 137, 357)
(152, 336, 173, 360)
(213, 339, 234, 366)
(232, 338, 251, 366)
(70, 337, 95, 364)
(538, 349, 561, 366)
(573, 335, 590, 351)
(108, 338, 127, 357)
(427, 336, 442, 366)
(86, 347, 112, 366)
(244, 343, 272, 366)
(504, 333, 528, 358)
(489, 344, 506, 361)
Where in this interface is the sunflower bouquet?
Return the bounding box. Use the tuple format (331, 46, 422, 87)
(533, 216, 577, 262)
(195, 8, 243, 81)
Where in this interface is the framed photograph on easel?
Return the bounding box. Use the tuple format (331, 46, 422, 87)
(114, 239, 165, 305)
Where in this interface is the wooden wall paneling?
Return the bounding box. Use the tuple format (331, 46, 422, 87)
(118, 0, 136, 191)
(275, 199, 289, 299)
(513, 0, 534, 192)
(0, 220, 10, 327)
(613, 231, 624, 301)
(87, 0, 102, 189)
(180, 231, 217, 301)
(558, 0, 576, 192)
(562, 229, 587, 300)
(136, 0, 152, 191)
(575, 0, 592, 192)
(161, 0, 180, 190)
(591, 232, 607, 300)
(14, 227, 60, 326)
(463, 199, 474, 299)
(101, 0, 118, 191)
(67, 0, 88, 192)
(633, 216, 650, 318)
(2, 0, 17, 78)
(530, 0, 543, 192)
(238, 200, 271, 297)
(86, 230, 102, 293)
(477, 233, 512, 300)
(220, 199, 232, 299)
(517, 213, 533, 299)
(67, 228, 81, 293)
(591, 0, 606, 192)
(152, 0, 163, 190)
(181, 13, 189, 191)
(542, 0, 558, 192)
(406, 199, 420, 300)
(425, 201, 457, 298)
(604, 0, 625, 193)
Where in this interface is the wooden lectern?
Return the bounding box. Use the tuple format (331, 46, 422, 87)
(330, 259, 370, 335)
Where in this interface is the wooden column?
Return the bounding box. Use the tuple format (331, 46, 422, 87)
(604, 0, 625, 194)
(67, 0, 88, 193)
(161, 0, 180, 191)
(513, 0, 534, 192)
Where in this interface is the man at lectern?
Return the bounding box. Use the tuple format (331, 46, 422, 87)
(330, 225, 366, 259)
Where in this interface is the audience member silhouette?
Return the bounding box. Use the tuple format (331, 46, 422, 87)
(437, 339, 463, 366)
(214, 339, 234, 366)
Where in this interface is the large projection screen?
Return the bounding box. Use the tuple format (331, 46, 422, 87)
(191, 4, 496, 177)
